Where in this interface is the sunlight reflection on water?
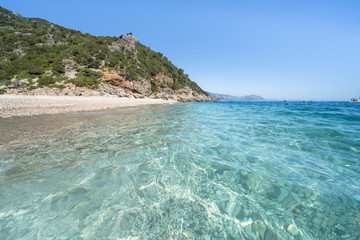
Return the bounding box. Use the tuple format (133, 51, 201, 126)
(0, 102, 359, 239)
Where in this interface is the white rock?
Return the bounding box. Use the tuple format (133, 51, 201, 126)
(287, 224, 299, 236)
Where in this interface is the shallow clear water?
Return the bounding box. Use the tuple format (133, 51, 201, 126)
(0, 102, 360, 239)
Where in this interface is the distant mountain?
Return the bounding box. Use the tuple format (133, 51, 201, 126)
(208, 92, 266, 101)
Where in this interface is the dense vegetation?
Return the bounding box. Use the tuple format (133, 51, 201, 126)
(0, 6, 207, 95)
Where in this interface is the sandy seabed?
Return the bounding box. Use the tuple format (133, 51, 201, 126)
(0, 95, 176, 118)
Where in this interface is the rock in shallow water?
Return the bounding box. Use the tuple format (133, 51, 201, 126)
(264, 228, 276, 240)
(286, 224, 299, 236)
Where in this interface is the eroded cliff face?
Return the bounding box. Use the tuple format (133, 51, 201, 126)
(6, 67, 212, 102)
(8, 81, 212, 102)
(97, 70, 212, 101)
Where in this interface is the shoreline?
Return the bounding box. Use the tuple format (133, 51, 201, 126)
(0, 94, 176, 118)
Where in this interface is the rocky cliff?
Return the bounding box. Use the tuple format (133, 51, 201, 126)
(0, 6, 212, 102)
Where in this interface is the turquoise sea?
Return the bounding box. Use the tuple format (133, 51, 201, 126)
(0, 101, 360, 239)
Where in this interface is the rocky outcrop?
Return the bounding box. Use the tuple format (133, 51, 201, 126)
(109, 34, 139, 52)
(101, 71, 151, 95)
(155, 73, 174, 85)
(97, 70, 212, 101)
(1, 65, 212, 102)
(150, 87, 212, 102)
(64, 59, 77, 79)
(133, 80, 152, 95)
(101, 70, 124, 82)
(25, 83, 131, 98)
(4, 81, 212, 102)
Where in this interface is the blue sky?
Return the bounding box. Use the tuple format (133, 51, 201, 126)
(1, 0, 360, 100)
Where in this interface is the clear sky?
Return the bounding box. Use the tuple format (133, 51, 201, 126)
(1, 0, 360, 100)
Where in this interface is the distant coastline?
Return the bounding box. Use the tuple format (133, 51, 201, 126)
(208, 92, 266, 101)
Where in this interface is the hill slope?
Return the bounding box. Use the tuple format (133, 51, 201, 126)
(0, 6, 211, 101)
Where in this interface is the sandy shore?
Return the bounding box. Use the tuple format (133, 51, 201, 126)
(0, 95, 176, 118)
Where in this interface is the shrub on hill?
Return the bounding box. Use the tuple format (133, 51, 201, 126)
(77, 69, 103, 79)
(71, 76, 99, 89)
(38, 76, 56, 87)
(52, 62, 65, 74)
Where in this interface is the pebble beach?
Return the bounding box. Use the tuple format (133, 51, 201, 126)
(0, 94, 175, 118)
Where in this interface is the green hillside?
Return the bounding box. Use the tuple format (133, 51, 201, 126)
(0, 6, 207, 95)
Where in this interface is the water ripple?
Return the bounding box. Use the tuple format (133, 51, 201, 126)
(0, 102, 360, 239)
